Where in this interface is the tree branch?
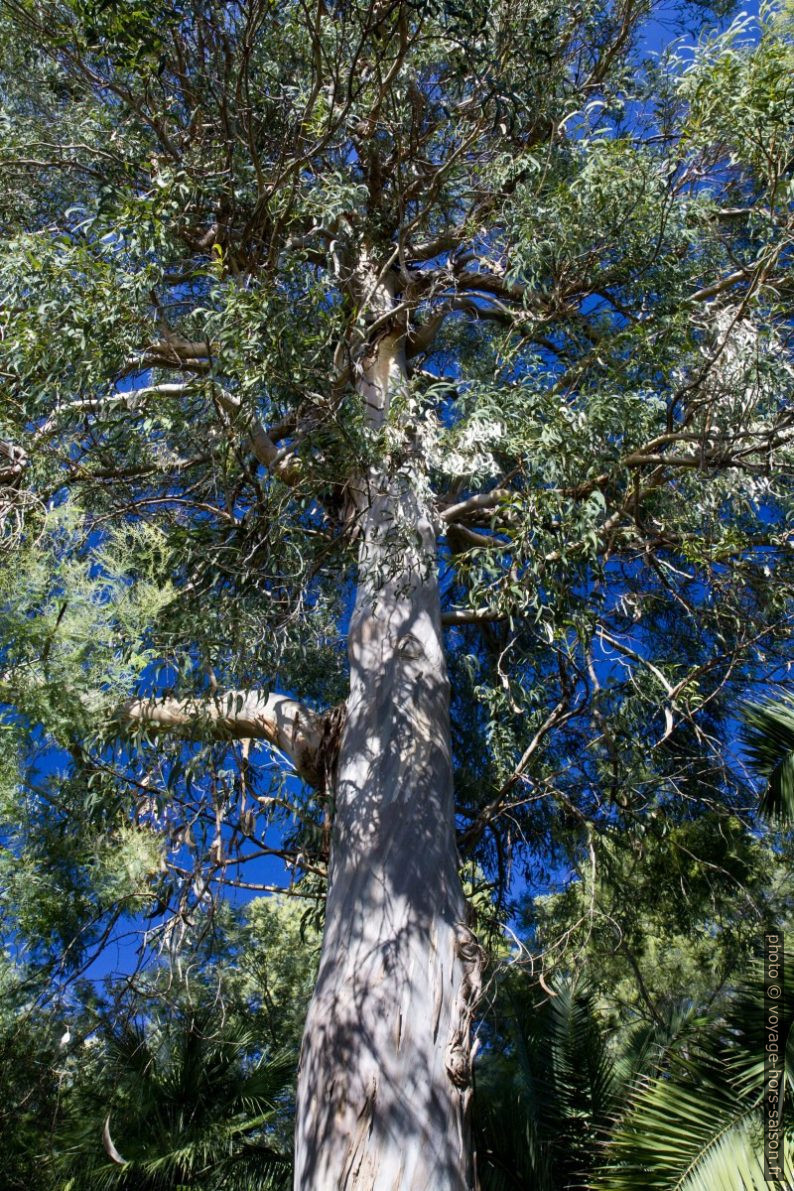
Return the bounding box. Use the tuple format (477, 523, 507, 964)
(0, 439, 27, 485)
(441, 607, 506, 626)
(440, 488, 512, 523)
(460, 697, 573, 849)
(117, 690, 325, 787)
(445, 523, 504, 551)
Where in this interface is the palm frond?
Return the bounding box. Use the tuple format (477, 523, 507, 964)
(741, 699, 794, 823)
(596, 973, 794, 1190)
(612, 1001, 705, 1093)
(476, 976, 620, 1190)
(596, 1055, 765, 1190)
(56, 1014, 295, 1189)
(678, 1121, 789, 1191)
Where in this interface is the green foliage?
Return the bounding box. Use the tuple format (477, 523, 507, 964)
(58, 1013, 293, 1190)
(680, 7, 794, 179)
(0, 893, 314, 1189)
(0, 0, 793, 1179)
(595, 974, 794, 1190)
(233, 896, 321, 1055)
(476, 976, 624, 1190)
(526, 812, 793, 1032)
(742, 697, 794, 823)
(475, 955, 794, 1190)
(0, 503, 174, 730)
(0, 953, 67, 1191)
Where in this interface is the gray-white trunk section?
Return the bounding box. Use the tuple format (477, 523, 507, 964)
(294, 325, 478, 1188)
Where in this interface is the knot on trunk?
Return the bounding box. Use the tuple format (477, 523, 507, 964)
(445, 924, 485, 1092)
(396, 632, 424, 661)
(318, 702, 346, 793)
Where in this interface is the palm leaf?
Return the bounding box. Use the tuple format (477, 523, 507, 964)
(741, 699, 794, 823)
(611, 1000, 705, 1096)
(476, 976, 620, 1190)
(596, 973, 794, 1191)
(596, 1055, 767, 1190)
(57, 1014, 294, 1189)
(678, 1121, 788, 1191)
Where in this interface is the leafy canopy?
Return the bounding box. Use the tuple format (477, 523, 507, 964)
(0, 0, 792, 1066)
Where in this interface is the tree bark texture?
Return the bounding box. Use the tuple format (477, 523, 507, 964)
(294, 307, 480, 1188)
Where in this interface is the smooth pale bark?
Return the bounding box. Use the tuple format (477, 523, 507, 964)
(294, 311, 480, 1188)
(118, 691, 323, 786)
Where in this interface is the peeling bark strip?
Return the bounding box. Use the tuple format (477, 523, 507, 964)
(295, 297, 477, 1188)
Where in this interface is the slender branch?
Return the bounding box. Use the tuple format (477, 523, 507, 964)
(689, 265, 755, 303)
(597, 628, 674, 697)
(460, 698, 573, 848)
(441, 607, 506, 626)
(623, 451, 771, 473)
(33, 384, 192, 441)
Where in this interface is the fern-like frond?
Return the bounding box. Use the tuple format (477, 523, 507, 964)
(741, 699, 794, 823)
(678, 1120, 791, 1191)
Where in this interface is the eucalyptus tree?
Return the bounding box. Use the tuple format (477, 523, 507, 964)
(2, 0, 794, 1187)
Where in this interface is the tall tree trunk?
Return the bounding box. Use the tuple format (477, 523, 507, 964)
(294, 306, 480, 1188)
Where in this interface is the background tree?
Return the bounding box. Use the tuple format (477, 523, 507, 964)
(0, 896, 315, 1189)
(1, 0, 794, 1186)
(525, 812, 794, 1030)
(0, 953, 70, 1191)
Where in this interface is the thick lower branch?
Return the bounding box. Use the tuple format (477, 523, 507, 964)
(117, 690, 324, 786)
(441, 607, 506, 626)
